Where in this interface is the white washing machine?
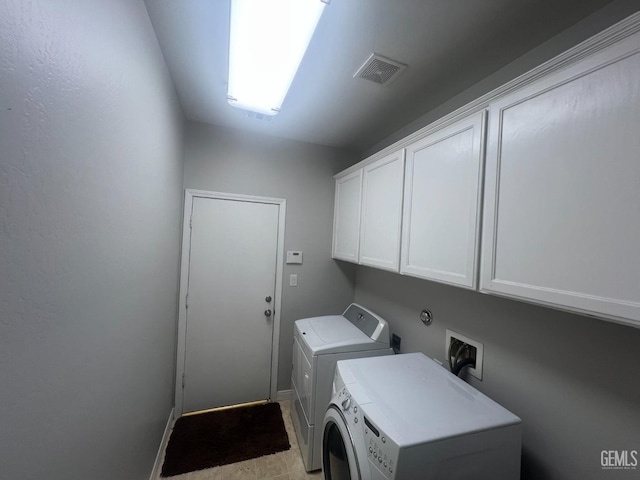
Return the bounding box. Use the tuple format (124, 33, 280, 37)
(291, 303, 394, 472)
(323, 353, 522, 480)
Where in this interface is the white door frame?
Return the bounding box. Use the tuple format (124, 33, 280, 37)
(175, 189, 286, 417)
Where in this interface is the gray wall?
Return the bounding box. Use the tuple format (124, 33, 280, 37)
(183, 123, 357, 391)
(354, 267, 640, 480)
(0, 1, 184, 480)
(351, 4, 640, 480)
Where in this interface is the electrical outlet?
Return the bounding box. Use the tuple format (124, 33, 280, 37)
(445, 329, 484, 380)
(391, 333, 401, 353)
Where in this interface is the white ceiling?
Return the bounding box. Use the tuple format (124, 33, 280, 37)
(145, 0, 616, 152)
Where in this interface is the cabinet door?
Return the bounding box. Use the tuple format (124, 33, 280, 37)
(401, 111, 486, 288)
(359, 151, 405, 271)
(332, 169, 362, 263)
(481, 32, 640, 326)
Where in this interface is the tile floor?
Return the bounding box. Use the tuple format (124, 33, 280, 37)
(157, 400, 323, 480)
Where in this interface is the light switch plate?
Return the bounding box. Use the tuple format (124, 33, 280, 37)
(289, 274, 298, 286)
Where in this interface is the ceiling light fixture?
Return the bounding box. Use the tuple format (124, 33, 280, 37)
(227, 0, 328, 116)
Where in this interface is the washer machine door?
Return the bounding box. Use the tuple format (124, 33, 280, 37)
(323, 405, 362, 480)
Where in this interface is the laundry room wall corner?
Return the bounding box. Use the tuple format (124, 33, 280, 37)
(182, 123, 358, 392)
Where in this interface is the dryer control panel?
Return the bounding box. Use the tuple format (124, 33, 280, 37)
(342, 303, 390, 343)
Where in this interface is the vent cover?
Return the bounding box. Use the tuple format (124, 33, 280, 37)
(354, 53, 407, 86)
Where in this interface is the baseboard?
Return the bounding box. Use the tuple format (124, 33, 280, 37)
(149, 407, 174, 480)
(276, 389, 292, 402)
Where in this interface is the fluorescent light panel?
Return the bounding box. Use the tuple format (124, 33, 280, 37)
(227, 0, 326, 116)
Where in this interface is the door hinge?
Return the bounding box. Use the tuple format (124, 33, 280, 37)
(189, 215, 193, 229)
(185, 293, 189, 309)
(182, 373, 185, 389)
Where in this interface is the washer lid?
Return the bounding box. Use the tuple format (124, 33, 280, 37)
(338, 353, 521, 446)
(295, 315, 389, 355)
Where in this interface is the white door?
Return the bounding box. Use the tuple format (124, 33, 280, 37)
(332, 170, 362, 263)
(481, 31, 640, 325)
(180, 193, 283, 413)
(359, 150, 405, 272)
(401, 110, 486, 289)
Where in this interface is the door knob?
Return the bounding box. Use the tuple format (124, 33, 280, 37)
(265, 296, 272, 303)
(264, 309, 272, 317)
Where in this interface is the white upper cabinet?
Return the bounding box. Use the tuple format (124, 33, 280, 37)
(331, 14, 640, 327)
(481, 31, 640, 326)
(400, 111, 486, 289)
(359, 150, 405, 271)
(332, 169, 362, 263)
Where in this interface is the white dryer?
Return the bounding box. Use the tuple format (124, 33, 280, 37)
(291, 303, 393, 472)
(323, 353, 522, 480)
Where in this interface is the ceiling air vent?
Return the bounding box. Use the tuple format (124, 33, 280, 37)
(354, 53, 407, 86)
